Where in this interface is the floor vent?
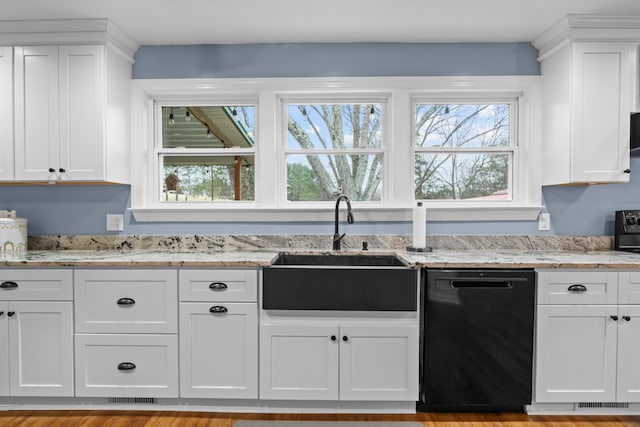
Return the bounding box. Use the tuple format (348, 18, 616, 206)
(107, 397, 158, 405)
(578, 402, 629, 409)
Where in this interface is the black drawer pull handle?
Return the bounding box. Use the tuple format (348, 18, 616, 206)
(0, 281, 18, 289)
(117, 298, 135, 306)
(209, 282, 228, 291)
(209, 306, 228, 314)
(623, 315, 631, 321)
(568, 284, 587, 292)
(611, 315, 619, 321)
(7, 312, 14, 317)
(117, 362, 136, 371)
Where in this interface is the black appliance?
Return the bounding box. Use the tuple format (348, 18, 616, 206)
(614, 210, 640, 252)
(418, 269, 535, 412)
(631, 113, 640, 156)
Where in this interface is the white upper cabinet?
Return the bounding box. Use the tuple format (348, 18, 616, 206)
(14, 46, 60, 181)
(1, 19, 138, 183)
(0, 47, 12, 181)
(533, 17, 640, 185)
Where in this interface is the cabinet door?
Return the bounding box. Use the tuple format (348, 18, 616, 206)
(339, 324, 418, 401)
(9, 301, 73, 396)
(180, 302, 257, 398)
(58, 45, 105, 181)
(14, 46, 59, 181)
(260, 324, 338, 400)
(0, 47, 13, 181)
(617, 305, 640, 402)
(571, 43, 636, 183)
(0, 303, 8, 396)
(535, 305, 617, 402)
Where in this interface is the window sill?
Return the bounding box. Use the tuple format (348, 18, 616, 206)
(129, 205, 542, 223)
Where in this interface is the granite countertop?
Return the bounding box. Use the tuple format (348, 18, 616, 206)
(2, 248, 640, 268)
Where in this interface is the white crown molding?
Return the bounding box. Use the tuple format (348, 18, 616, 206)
(533, 14, 640, 61)
(0, 19, 139, 62)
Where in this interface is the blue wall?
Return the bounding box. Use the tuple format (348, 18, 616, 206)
(0, 42, 630, 236)
(132, 43, 540, 78)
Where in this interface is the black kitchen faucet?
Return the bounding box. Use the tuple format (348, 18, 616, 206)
(333, 194, 354, 250)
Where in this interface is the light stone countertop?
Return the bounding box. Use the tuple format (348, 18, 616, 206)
(2, 248, 640, 269)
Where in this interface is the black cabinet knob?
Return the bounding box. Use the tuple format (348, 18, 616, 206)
(330, 335, 337, 341)
(624, 169, 631, 174)
(0, 311, 4, 316)
(611, 315, 619, 321)
(7, 312, 15, 317)
(342, 336, 348, 342)
(48, 168, 55, 173)
(58, 168, 66, 173)
(623, 315, 631, 321)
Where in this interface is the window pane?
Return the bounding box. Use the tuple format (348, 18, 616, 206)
(287, 154, 382, 201)
(162, 106, 255, 149)
(415, 153, 511, 200)
(287, 104, 382, 149)
(415, 104, 510, 148)
(162, 155, 254, 202)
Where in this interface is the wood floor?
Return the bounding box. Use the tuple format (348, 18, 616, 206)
(0, 411, 638, 427)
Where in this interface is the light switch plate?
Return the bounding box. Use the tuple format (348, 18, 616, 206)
(538, 213, 550, 231)
(106, 214, 124, 232)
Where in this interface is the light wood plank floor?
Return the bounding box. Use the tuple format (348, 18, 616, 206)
(0, 411, 638, 427)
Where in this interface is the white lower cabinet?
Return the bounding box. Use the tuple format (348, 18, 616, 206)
(2, 301, 74, 396)
(260, 323, 418, 401)
(179, 302, 258, 398)
(74, 269, 179, 398)
(0, 269, 74, 397)
(75, 334, 178, 397)
(178, 268, 259, 399)
(535, 270, 640, 405)
(615, 305, 640, 402)
(535, 304, 618, 402)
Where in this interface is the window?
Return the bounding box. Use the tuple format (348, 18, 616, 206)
(284, 102, 383, 202)
(130, 77, 541, 222)
(413, 102, 514, 201)
(156, 105, 255, 203)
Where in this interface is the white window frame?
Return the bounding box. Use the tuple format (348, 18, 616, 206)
(129, 76, 542, 222)
(278, 95, 389, 206)
(411, 98, 518, 204)
(153, 102, 257, 205)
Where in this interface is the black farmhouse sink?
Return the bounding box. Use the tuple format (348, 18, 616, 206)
(263, 252, 418, 311)
(271, 252, 407, 267)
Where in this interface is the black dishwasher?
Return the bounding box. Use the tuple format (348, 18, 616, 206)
(418, 269, 535, 412)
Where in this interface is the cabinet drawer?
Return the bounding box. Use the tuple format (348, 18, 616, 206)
(537, 270, 618, 304)
(0, 269, 72, 300)
(179, 269, 257, 302)
(74, 269, 178, 333)
(75, 334, 178, 398)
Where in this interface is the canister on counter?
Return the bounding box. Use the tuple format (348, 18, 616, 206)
(0, 213, 27, 256)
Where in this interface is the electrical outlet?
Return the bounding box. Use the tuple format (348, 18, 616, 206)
(106, 214, 124, 232)
(538, 213, 551, 231)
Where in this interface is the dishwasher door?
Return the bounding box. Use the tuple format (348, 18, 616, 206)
(418, 269, 535, 412)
